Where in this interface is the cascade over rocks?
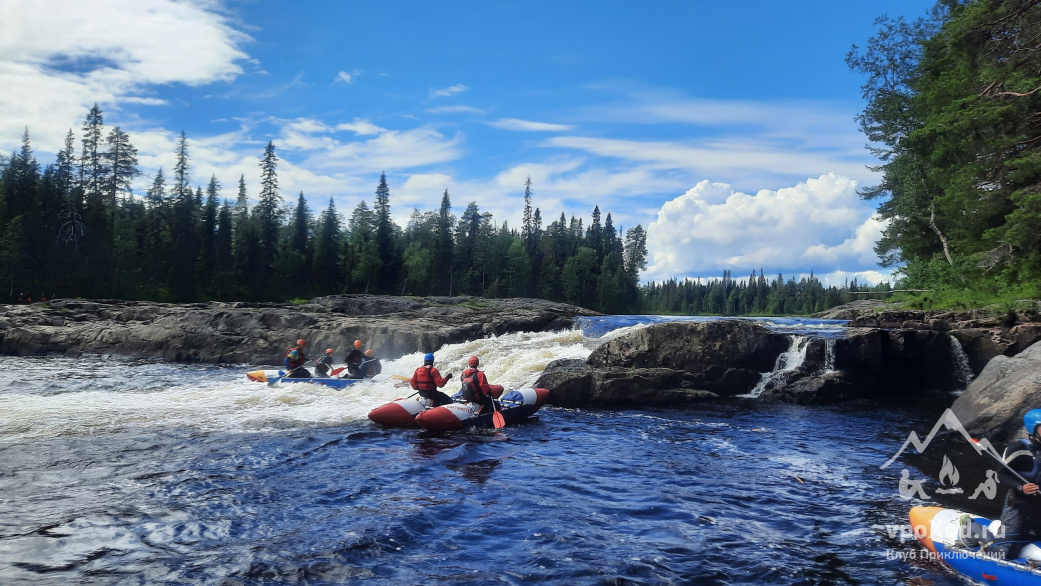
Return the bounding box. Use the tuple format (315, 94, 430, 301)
(0, 295, 599, 364)
(536, 318, 990, 407)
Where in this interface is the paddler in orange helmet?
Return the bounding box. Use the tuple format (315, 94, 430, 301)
(314, 348, 336, 378)
(343, 339, 365, 378)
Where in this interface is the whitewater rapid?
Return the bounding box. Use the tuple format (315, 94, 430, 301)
(0, 327, 604, 441)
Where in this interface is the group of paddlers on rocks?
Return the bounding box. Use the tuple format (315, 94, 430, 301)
(410, 353, 503, 414)
(283, 338, 382, 379)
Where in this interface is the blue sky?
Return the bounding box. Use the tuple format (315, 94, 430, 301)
(2, 0, 937, 285)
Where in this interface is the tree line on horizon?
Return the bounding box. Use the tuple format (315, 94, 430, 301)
(846, 0, 1041, 303)
(0, 104, 653, 311)
(643, 270, 892, 317)
(0, 104, 885, 316)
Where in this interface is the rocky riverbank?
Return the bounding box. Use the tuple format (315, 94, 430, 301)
(536, 306, 1041, 409)
(0, 295, 600, 364)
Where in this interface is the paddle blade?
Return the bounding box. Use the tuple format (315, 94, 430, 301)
(492, 410, 505, 429)
(330, 367, 344, 376)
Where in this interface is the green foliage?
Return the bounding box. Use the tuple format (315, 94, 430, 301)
(849, 0, 1041, 296)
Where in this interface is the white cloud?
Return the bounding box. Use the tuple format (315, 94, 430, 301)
(545, 135, 871, 186)
(425, 105, 486, 115)
(488, 118, 575, 132)
(297, 125, 464, 175)
(644, 173, 883, 282)
(0, 0, 251, 153)
(336, 119, 385, 136)
(336, 71, 353, 84)
(429, 84, 469, 99)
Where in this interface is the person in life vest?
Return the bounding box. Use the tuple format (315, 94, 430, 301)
(343, 339, 365, 378)
(460, 355, 503, 414)
(993, 409, 1041, 557)
(314, 348, 335, 378)
(284, 338, 311, 378)
(410, 353, 453, 406)
(359, 349, 382, 379)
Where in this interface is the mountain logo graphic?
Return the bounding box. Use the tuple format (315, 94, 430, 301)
(881, 408, 999, 469)
(883, 408, 1004, 502)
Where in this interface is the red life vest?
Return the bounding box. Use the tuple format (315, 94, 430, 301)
(285, 346, 306, 369)
(412, 365, 436, 391)
(462, 367, 489, 397)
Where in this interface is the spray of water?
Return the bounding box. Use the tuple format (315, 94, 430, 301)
(0, 328, 595, 441)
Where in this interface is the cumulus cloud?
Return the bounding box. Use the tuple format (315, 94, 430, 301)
(644, 173, 884, 283)
(0, 0, 251, 152)
(488, 118, 575, 132)
(429, 84, 469, 99)
(336, 71, 353, 84)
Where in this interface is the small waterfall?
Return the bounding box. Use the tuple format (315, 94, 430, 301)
(742, 335, 811, 398)
(823, 339, 837, 373)
(949, 335, 975, 389)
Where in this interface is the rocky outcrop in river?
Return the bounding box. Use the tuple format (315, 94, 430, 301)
(536, 307, 1041, 407)
(951, 340, 1041, 445)
(0, 295, 599, 364)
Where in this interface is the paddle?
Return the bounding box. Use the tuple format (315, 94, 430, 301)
(330, 366, 345, 376)
(971, 438, 1038, 494)
(268, 359, 312, 387)
(490, 398, 506, 429)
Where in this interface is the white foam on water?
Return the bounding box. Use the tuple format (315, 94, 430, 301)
(0, 328, 595, 440)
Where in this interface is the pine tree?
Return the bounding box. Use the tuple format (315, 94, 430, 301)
(79, 104, 105, 206)
(253, 141, 282, 296)
(373, 172, 397, 293)
(434, 188, 455, 295)
(313, 197, 342, 294)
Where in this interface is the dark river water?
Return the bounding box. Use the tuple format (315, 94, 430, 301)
(0, 317, 982, 584)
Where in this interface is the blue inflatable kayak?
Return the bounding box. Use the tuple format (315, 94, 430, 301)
(246, 369, 366, 389)
(910, 506, 1041, 585)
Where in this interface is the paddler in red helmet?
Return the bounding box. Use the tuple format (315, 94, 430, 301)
(460, 355, 503, 413)
(284, 338, 311, 378)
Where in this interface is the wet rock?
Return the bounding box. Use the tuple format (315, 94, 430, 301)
(759, 371, 858, 405)
(535, 359, 717, 407)
(952, 340, 1041, 445)
(588, 320, 790, 374)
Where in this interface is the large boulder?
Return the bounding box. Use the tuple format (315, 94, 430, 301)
(534, 321, 790, 404)
(951, 341, 1041, 445)
(536, 359, 718, 407)
(588, 320, 790, 374)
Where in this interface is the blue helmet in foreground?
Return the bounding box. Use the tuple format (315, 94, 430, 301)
(1025, 409, 1041, 436)
(424, 353, 435, 362)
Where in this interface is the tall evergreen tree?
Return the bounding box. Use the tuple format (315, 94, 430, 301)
(434, 189, 455, 295)
(373, 172, 397, 292)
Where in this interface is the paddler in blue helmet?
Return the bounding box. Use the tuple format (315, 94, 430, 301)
(993, 409, 1041, 557)
(410, 352, 453, 406)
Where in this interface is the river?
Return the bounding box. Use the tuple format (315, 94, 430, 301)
(0, 316, 976, 584)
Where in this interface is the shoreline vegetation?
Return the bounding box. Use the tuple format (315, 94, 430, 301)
(0, 110, 899, 318)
